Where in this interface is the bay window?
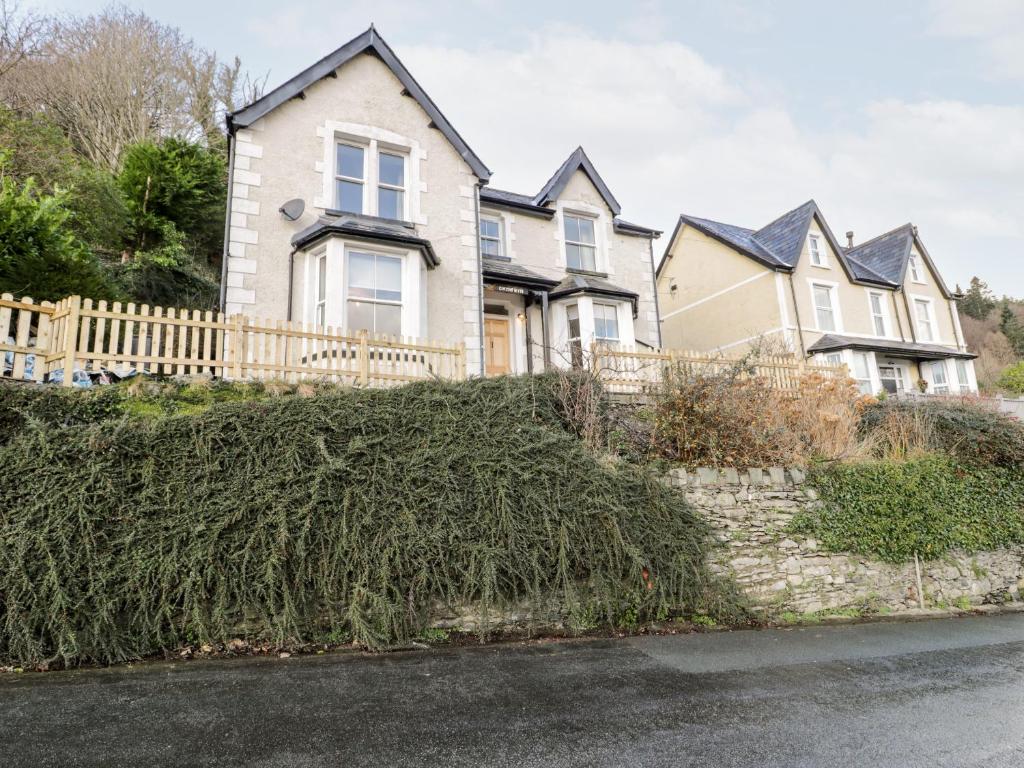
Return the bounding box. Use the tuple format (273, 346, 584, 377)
(851, 352, 873, 395)
(593, 303, 619, 342)
(930, 360, 949, 394)
(315, 253, 327, 327)
(564, 214, 597, 271)
(955, 358, 971, 393)
(566, 304, 583, 368)
(347, 251, 403, 336)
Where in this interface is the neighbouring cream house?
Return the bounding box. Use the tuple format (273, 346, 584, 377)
(221, 26, 661, 377)
(656, 200, 977, 395)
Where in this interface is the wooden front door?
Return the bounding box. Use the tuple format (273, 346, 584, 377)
(484, 316, 511, 376)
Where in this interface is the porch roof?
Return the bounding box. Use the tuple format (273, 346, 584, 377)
(481, 257, 559, 291)
(808, 334, 976, 360)
(291, 214, 439, 268)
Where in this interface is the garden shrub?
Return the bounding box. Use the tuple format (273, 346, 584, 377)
(648, 365, 864, 467)
(792, 455, 1024, 562)
(0, 376, 733, 666)
(859, 398, 1024, 468)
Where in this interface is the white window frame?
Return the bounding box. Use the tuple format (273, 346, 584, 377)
(908, 253, 926, 284)
(878, 363, 908, 395)
(480, 214, 504, 258)
(866, 289, 890, 338)
(315, 252, 327, 327)
(334, 140, 368, 215)
(808, 279, 842, 333)
(344, 249, 406, 337)
(912, 296, 937, 343)
(563, 212, 599, 272)
(955, 358, 972, 394)
(376, 150, 407, 221)
(318, 122, 421, 223)
(593, 302, 620, 342)
(808, 233, 828, 268)
(930, 360, 950, 394)
(851, 351, 873, 395)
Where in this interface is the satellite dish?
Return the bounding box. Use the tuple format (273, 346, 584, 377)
(279, 198, 305, 221)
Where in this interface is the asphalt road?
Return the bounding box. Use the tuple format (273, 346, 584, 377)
(3, 614, 1024, 767)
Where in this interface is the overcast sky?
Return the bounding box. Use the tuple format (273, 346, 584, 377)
(48, 0, 1024, 295)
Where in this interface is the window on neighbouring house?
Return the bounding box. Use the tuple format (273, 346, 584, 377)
(869, 292, 888, 336)
(335, 143, 366, 214)
(315, 253, 327, 327)
(915, 299, 934, 342)
(593, 303, 619, 341)
(852, 352, 873, 395)
(564, 214, 597, 271)
(346, 251, 402, 337)
(813, 284, 837, 331)
(909, 254, 924, 283)
(480, 216, 503, 257)
(955, 358, 971, 393)
(808, 234, 827, 267)
(566, 304, 583, 368)
(878, 365, 906, 395)
(931, 360, 949, 394)
(377, 152, 406, 220)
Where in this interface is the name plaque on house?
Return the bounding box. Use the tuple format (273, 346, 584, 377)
(486, 284, 529, 296)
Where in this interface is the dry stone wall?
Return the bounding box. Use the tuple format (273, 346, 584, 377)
(665, 467, 1024, 615)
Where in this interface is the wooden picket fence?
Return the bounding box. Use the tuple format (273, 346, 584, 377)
(591, 342, 846, 395)
(1, 293, 465, 386)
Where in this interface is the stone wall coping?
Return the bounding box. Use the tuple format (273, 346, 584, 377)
(665, 466, 808, 488)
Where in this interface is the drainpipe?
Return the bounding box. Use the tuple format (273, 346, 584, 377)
(648, 236, 663, 348)
(218, 131, 237, 313)
(473, 183, 486, 376)
(947, 298, 964, 350)
(900, 288, 917, 343)
(286, 248, 298, 321)
(892, 290, 907, 341)
(786, 271, 807, 357)
(541, 291, 551, 370)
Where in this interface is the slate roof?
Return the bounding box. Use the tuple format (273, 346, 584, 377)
(479, 187, 553, 216)
(808, 334, 975, 360)
(291, 214, 439, 267)
(535, 147, 621, 215)
(665, 200, 950, 294)
(227, 26, 490, 181)
(844, 224, 915, 284)
(549, 273, 639, 304)
(481, 258, 558, 289)
(480, 148, 664, 236)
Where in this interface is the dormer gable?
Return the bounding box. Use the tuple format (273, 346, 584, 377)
(227, 26, 491, 182)
(534, 147, 621, 215)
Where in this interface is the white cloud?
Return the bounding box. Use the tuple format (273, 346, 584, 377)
(400, 27, 1024, 292)
(927, 0, 1024, 80)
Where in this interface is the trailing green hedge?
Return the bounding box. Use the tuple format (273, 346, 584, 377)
(859, 398, 1024, 468)
(793, 455, 1024, 563)
(0, 376, 730, 667)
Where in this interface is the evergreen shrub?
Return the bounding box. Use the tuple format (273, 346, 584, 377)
(0, 376, 731, 666)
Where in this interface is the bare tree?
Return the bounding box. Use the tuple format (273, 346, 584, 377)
(2, 4, 265, 169)
(0, 0, 43, 81)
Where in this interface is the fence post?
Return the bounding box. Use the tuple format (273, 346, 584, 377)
(358, 329, 369, 386)
(589, 340, 600, 376)
(455, 341, 466, 380)
(61, 295, 82, 387)
(231, 314, 245, 380)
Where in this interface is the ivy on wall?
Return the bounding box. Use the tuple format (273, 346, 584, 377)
(792, 456, 1024, 563)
